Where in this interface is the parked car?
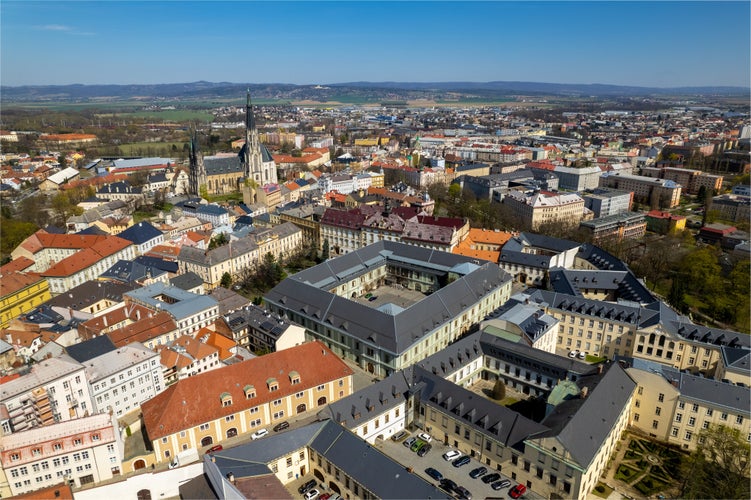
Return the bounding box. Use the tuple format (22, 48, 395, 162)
(482, 473, 501, 483)
(492, 479, 511, 490)
(206, 445, 223, 454)
(417, 443, 431, 457)
(410, 439, 426, 452)
(404, 437, 417, 448)
(304, 488, 320, 500)
(391, 430, 408, 442)
(298, 479, 317, 494)
(509, 484, 527, 499)
(469, 466, 487, 479)
(425, 467, 443, 481)
(452, 455, 471, 467)
(273, 421, 290, 432)
(568, 350, 579, 358)
(578, 351, 587, 359)
(442, 450, 461, 461)
(439, 478, 457, 493)
(454, 485, 472, 500)
(417, 432, 432, 443)
(318, 495, 331, 500)
(251, 428, 268, 440)
(368, 296, 378, 301)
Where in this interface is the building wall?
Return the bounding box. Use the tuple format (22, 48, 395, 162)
(91, 353, 165, 418)
(0, 278, 51, 329)
(0, 413, 123, 496)
(151, 374, 353, 462)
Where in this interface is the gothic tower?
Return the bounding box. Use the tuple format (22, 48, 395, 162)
(188, 130, 207, 196)
(240, 90, 277, 186)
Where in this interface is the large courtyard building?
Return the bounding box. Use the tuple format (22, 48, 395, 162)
(264, 241, 513, 377)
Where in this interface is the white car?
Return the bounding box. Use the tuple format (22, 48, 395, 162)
(304, 488, 320, 500)
(417, 432, 432, 443)
(443, 450, 461, 461)
(568, 350, 579, 358)
(578, 351, 587, 359)
(251, 428, 268, 440)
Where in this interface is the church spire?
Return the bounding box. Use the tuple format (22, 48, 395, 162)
(245, 88, 255, 132)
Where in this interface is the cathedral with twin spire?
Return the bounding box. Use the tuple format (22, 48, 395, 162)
(188, 91, 277, 199)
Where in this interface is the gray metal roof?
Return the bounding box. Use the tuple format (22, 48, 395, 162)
(721, 346, 751, 375)
(309, 420, 449, 499)
(265, 241, 511, 355)
(320, 370, 412, 430)
(116, 221, 163, 245)
(414, 366, 549, 448)
(662, 367, 750, 414)
(539, 363, 636, 468)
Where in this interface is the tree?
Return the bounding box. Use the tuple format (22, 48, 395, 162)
(220, 272, 232, 288)
(208, 232, 229, 250)
(447, 183, 462, 203)
(679, 424, 750, 499)
(321, 239, 330, 261)
(491, 379, 506, 400)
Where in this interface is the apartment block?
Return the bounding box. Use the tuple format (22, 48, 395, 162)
(502, 190, 587, 230)
(0, 356, 94, 433)
(582, 188, 633, 218)
(579, 212, 647, 242)
(599, 172, 681, 208)
(0, 413, 123, 497)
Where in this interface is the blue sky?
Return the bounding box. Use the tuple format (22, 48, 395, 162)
(2, 1, 749, 88)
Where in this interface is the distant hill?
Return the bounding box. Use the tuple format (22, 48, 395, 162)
(1, 80, 748, 103)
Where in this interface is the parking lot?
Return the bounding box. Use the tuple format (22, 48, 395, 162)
(374, 430, 523, 500)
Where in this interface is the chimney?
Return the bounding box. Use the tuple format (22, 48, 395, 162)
(580, 386, 589, 399)
(136, 309, 141, 321)
(597, 364, 604, 375)
(103, 316, 108, 327)
(226, 472, 235, 484)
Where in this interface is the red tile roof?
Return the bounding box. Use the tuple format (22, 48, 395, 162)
(107, 311, 177, 347)
(42, 236, 131, 278)
(0, 271, 46, 297)
(0, 257, 35, 274)
(141, 341, 353, 440)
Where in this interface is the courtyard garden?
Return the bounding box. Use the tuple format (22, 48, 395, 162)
(613, 437, 683, 496)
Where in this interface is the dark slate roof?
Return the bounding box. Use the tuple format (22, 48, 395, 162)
(668, 321, 751, 349)
(478, 331, 597, 377)
(661, 366, 750, 413)
(320, 369, 412, 429)
(76, 226, 109, 236)
(549, 268, 657, 305)
(721, 346, 751, 376)
(415, 332, 484, 379)
(117, 221, 163, 245)
(223, 304, 300, 341)
(414, 366, 549, 448)
(309, 419, 449, 499)
(100, 259, 166, 283)
(539, 363, 635, 468)
(576, 244, 629, 271)
(133, 255, 179, 274)
(66, 335, 117, 363)
(24, 304, 64, 324)
(45, 281, 141, 310)
(209, 287, 251, 316)
(500, 233, 579, 268)
(203, 155, 244, 176)
(197, 204, 229, 216)
(169, 271, 204, 290)
(264, 241, 511, 355)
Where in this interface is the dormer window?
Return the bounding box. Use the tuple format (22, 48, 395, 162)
(267, 377, 279, 392)
(220, 392, 232, 407)
(289, 371, 300, 385)
(243, 385, 256, 399)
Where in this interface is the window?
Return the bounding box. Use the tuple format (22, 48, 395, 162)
(737, 415, 744, 425)
(706, 408, 713, 417)
(53, 443, 62, 451)
(295, 391, 304, 399)
(688, 417, 695, 427)
(317, 384, 325, 391)
(92, 434, 100, 441)
(633, 413, 640, 422)
(721, 412, 728, 421)
(692, 403, 699, 412)
(655, 407, 661, 416)
(199, 423, 210, 431)
(658, 393, 664, 403)
(685, 431, 692, 441)
(225, 415, 235, 422)
(652, 420, 659, 429)
(675, 413, 682, 423)
(678, 401, 685, 410)
(73, 439, 82, 446)
(10, 453, 19, 462)
(272, 399, 282, 407)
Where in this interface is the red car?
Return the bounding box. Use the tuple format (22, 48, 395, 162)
(509, 484, 527, 499)
(207, 445, 223, 454)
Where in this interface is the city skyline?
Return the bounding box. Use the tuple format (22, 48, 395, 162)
(1, 1, 749, 89)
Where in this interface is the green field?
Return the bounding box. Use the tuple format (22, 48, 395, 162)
(117, 141, 187, 156)
(124, 109, 214, 121)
